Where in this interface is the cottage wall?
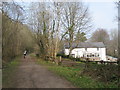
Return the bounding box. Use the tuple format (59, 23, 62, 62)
(64, 48, 106, 61)
(99, 48, 106, 61)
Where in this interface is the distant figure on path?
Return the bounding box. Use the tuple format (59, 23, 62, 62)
(24, 50, 27, 58)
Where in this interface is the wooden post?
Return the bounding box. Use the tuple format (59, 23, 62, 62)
(56, 60, 59, 65)
(60, 56, 62, 62)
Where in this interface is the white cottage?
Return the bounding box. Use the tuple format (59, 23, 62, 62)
(64, 42, 106, 61)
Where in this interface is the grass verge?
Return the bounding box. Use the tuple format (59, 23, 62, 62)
(30, 53, 118, 88)
(2, 57, 20, 88)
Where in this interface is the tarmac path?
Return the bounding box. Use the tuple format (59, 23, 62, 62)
(4, 55, 74, 88)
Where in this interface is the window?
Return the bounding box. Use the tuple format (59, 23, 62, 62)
(90, 53, 92, 57)
(71, 54, 75, 57)
(87, 55, 89, 57)
(95, 53, 99, 57)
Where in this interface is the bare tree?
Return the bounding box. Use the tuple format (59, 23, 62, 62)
(2, 2, 25, 56)
(28, 2, 53, 59)
(61, 2, 91, 56)
(2, 2, 34, 63)
(28, 2, 63, 59)
(51, 2, 63, 58)
(28, 2, 91, 59)
(107, 29, 118, 57)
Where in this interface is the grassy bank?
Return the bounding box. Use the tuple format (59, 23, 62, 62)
(3, 57, 20, 88)
(34, 55, 118, 88)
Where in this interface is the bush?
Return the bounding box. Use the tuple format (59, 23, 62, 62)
(69, 57, 85, 62)
(74, 58, 81, 61)
(57, 53, 69, 58)
(57, 53, 87, 63)
(82, 63, 119, 85)
(36, 53, 39, 57)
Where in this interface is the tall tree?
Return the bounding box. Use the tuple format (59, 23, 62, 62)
(90, 28, 110, 44)
(107, 29, 118, 57)
(51, 2, 63, 58)
(61, 2, 91, 56)
(28, 2, 52, 58)
(28, 2, 91, 58)
(2, 2, 34, 63)
(75, 32, 87, 43)
(2, 2, 25, 56)
(28, 2, 63, 59)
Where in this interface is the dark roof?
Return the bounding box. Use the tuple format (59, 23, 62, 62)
(64, 42, 105, 48)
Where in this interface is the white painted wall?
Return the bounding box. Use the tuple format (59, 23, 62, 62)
(99, 48, 106, 61)
(64, 48, 106, 61)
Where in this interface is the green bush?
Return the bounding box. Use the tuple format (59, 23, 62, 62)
(57, 53, 85, 62)
(36, 53, 39, 57)
(56, 53, 69, 58)
(82, 63, 119, 86)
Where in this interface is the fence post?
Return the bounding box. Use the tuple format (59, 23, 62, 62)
(60, 56, 62, 62)
(58, 56, 62, 65)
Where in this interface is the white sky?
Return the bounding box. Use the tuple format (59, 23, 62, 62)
(85, 1, 118, 38)
(87, 2, 117, 31)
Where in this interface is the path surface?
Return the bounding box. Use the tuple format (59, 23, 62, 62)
(8, 55, 75, 88)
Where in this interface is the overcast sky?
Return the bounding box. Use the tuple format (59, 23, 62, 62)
(84, 1, 118, 38)
(87, 1, 117, 31)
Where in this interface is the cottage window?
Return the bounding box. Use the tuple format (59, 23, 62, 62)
(87, 55, 89, 57)
(71, 54, 75, 57)
(90, 53, 92, 57)
(95, 53, 99, 57)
